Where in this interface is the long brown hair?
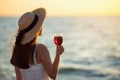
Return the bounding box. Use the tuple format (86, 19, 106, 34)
(10, 31, 37, 69)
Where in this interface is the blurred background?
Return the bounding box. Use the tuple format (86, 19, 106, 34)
(0, 0, 120, 80)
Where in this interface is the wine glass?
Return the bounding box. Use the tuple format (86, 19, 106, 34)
(54, 33, 63, 46)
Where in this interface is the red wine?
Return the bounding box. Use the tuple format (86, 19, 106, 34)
(54, 36, 63, 46)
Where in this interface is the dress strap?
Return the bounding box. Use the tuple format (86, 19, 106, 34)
(33, 44, 39, 64)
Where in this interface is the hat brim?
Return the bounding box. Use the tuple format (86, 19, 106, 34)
(21, 8, 46, 45)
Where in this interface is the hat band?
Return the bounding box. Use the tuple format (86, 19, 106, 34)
(21, 14, 38, 33)
(15, 15, 38, 45)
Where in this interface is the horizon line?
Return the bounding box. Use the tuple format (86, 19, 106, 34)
(1, 15, 120, 18)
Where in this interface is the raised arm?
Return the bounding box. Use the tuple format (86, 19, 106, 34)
(37, 44, 64, 79)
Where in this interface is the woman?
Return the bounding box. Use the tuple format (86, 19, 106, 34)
(10, 8, 64, 80)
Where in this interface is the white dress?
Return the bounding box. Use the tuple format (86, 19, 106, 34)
(20, 45, 49, 80)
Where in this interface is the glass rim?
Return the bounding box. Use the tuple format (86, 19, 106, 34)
(54, 33, 63, 36)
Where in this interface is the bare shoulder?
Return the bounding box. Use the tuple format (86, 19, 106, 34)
(37, 44, 47, 49)
(37, 44, 49, 56)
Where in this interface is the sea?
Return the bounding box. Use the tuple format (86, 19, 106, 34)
(0, 16, 120, 80)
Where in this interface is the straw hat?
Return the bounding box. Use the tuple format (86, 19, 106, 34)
(18, 8, 46, 45)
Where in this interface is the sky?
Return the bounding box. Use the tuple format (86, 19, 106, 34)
(0, 0, 120, 17)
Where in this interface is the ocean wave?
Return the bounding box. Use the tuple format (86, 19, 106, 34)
(107, 54, 120, 59)
(0, 65, 15, 80)
(59, 67, 120, 78)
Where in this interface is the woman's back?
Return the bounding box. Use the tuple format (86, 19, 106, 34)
(20, 44, 49, 80)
